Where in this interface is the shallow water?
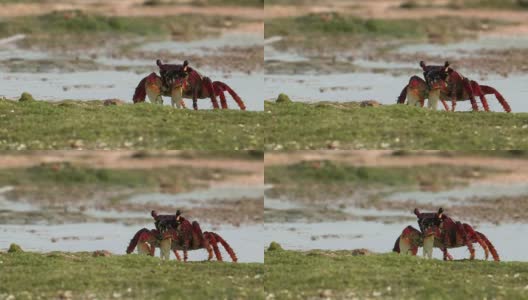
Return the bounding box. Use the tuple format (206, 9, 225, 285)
(266, 35, 528, 112)
(264, 72, 528, 112)
(141, 32, 263, 55)
(0, 70, 263, 111)
(264, 220, 527, 261)
(398, 36, 528, 58)
(128, 185, 265, 207)
(0, 222, 263, 263)
(386, 182, 528, 206)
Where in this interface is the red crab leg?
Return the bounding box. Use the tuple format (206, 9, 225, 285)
(442, 248, 453, 260)
(456, 222, 475, 260)
(203, 77, 220, 109)
(480, 85, 511, 113)
(441, 99, 450, 111)
(172, 249, 182, 261)
(470, 82, 490, 112)
(205, 232, 223, 261)
(461, 79, 479, 112)
(397, 84, 408, 104)
(213, 81, 246, 110)
(476, 231, 500, 261)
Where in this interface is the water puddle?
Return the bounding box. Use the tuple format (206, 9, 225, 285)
(386, 182, 528, 206)
(264, 220, 528, 261)
(398, 36, 528, 58)
(0, 70, 263, 111)
(265, 72, 528, 112)
(264, 198, 306, 210)
(128, 185, 264, 207)
(0, 222, 263, 263)
(141, 32, 263, 55)
(265, 46, 309, 63)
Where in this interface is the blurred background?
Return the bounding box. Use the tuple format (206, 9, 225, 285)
(265, 0, 528, 112)
(0, 150, 264, 262)
(264, 150, 528, 261)
(0, 0, 263, 110)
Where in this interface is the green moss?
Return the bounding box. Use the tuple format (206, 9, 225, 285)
(276, 93, 291, 103)
(7, 243, 23, 253)
(263, 101, 528, 150)
(0, 252, 263, 299)
(0, 99, 264, 150)
(18, 92, 34, 102)
(265, 250, 528, 299)
(267, 242, 284, 251)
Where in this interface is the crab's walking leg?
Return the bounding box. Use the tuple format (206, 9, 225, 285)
(456, 222, 475, 260)
(172, 249, 182, 261)
(213, 81, 246, 110)
(442, 248, 453, 260)
(203, 76, 220, 109)
(480, 85, 511, 113)
(450, 82, 458, 112)
(205, 232, 223, 261)
(441, 99, 450, 111)
(397, 84, 408, 104)
(476, 231, 500, 261)
(192, 89, 199, 110)
(211, 232, 237, 262)
(462, 78, 479, 112)
(471, 82, 490, 112)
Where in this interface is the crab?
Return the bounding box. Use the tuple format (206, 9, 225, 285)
(133, 60, 246, 110)
(393, 208, 500, 261)
(151, 210, 237, 262)
(125, 227, 238, 262)
(397, 61, 511, 112)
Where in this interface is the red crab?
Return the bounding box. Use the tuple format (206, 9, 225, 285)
(152, 210, 237, 262)
(393, 208, 499, 261)
(397, 61, 511, 112)
(133, 60, 246, 110)
(126, 227, 237, 262)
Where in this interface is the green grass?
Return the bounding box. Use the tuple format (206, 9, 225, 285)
(0, 160, 240, 201)
(0, 162, 225, 188)
(449, 0, 528, 9)
(265, 249, 528, 300)
(264, 159, 495, 200)
(0, 99, 263, 150)
(0, 11, 243, 48)
(265, 13, 509, 40)
(265, 160, 492, 186)
(0, 251, 263, 300)
(264, 101, 528, 150)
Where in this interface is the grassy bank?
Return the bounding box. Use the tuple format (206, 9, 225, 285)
(265, 160, 492, 187)
(264, 101, 528, 150)
(0, 161, 241, 202)
(265, 249, 528, 300)
(0, 11, 244, 49)
(0, 99, 263, 150)
(265, 13, 510, 50)
(0, 251, 263, 300)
